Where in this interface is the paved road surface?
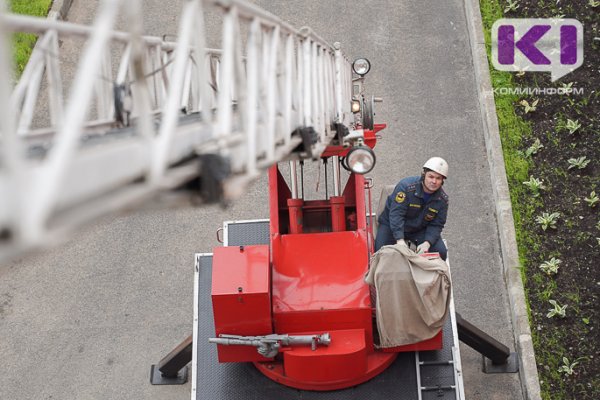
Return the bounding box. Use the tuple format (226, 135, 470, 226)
(0, 1, 523, 399)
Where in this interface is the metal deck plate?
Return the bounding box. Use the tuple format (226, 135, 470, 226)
(224, 219, 270, 247)
(195, 254, 420, 399)
(418, 318, 458, 400)
(192, 219, 463, 400)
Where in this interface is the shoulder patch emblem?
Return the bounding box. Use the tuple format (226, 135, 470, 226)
(395, 192, 406, 203)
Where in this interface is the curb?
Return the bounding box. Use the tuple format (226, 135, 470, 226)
(50, 0, 73, 21)
(461, 1, 542, 400)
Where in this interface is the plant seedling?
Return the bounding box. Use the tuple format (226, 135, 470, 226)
(539, 257, 561, 275)
(504, 0, 520, 12)
(560, 81, 574, 90)
(525, 138, 544, 156)
(520, 99, 539, 113)
(567, 156, 590, 170)
(558, 357, 578, 376)
(523, 176, 545, 197)
(547, 299, 567, 318)
(565, 119, 582, 134)
(536, 212, 560, 231)
(584, 191, 599, 207)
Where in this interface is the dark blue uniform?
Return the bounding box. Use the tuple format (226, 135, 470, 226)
(375, 176, 449, 259)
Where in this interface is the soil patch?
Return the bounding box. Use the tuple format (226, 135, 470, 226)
(501, 1, 600, 398)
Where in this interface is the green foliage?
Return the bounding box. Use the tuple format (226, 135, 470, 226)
(538, 278, 557, 301)
(567, 156, 590, 170)
(558, 357, 578, 376)
(547, 299, 567, 318)
(504, 0, 520, 12)
(539, 257, 561, 275)
(565, 119, 582, 134)
(536, 212, 560, 231)
(8, 0, 53, 76)
(589, 0, 600, 7)
(476, 1, 600, 398)
(520, 98, 539, 113)
(560, 82, 574, 90)
(584, 191, 599, 207)
(525, 138, 544, 157)
(523, 176, 545, 197)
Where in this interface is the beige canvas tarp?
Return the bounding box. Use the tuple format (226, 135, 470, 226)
(365, 243, 451, 348)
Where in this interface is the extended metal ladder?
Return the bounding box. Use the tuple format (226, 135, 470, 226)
(0, 0, 357, 262)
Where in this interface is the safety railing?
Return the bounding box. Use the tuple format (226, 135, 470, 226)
(0, 0, 354, 262)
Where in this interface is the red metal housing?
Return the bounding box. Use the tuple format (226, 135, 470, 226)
(210, 127, 443, 390)
(211, 245, 272, 362)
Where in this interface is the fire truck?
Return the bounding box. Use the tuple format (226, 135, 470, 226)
(0, 1, 518, 398)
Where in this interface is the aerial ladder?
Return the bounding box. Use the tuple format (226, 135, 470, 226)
(0, 1, 518, 398)
(0, 0, 358, 262)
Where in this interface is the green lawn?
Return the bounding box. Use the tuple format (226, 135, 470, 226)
(9, 0, 53, 75)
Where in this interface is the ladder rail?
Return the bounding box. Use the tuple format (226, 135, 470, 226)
(0, 0, 355, 262)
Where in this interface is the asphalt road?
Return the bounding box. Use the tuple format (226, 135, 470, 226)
(0, 1, 523, 399)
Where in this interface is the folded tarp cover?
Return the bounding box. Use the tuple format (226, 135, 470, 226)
(365, 243, 451, 348)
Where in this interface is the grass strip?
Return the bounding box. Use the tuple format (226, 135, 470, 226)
(9, 0, 53, 76)
(479, 1, 562, 399)
(478, 0, 535, 275)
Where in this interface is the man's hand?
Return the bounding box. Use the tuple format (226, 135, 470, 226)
(396, 239, 408, 247)
(416, 241, 431, 254)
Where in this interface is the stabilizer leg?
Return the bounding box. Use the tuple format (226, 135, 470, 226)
(150, 335, 193, 385)
(455, 313, 519, 373)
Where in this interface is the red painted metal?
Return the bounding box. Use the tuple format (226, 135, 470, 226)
(254, 346, 398, 391)
(365, 178, 375, 254)
(283, 329, 367, 383)
(269, 166, 290, 236)
(211, 245, 272, 362)
(259, 228, 401, 389)
(287, 198, 304, 234)
(382, 330, 443, 352)
(212, 122, 447, 389)
(271, 231, 370, 313)
(329, 196, 346, 231)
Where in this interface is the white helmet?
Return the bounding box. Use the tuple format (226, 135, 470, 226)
(423, 157, 449, 178)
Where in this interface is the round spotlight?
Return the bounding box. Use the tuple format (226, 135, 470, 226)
(352, 58, 371, 76)
(346, 145, 376, 174)
(351, 99, 361, 113)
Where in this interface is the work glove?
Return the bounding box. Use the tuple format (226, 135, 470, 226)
(416, 241, 431, 254)
(396, 239, 408, 247)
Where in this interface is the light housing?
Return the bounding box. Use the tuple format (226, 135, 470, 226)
(346, 145, 376, 174)
(352, 58, 371, 76)
(351, 100, 361, 113)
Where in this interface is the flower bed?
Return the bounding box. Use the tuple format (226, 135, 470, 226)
(480, 1, 599, 398)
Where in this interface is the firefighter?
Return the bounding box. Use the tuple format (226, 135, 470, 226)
(375, 157, 449, 260)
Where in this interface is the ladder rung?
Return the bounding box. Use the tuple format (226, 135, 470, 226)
(419, 360, 454, 366)
(421, 385, 456, 391)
